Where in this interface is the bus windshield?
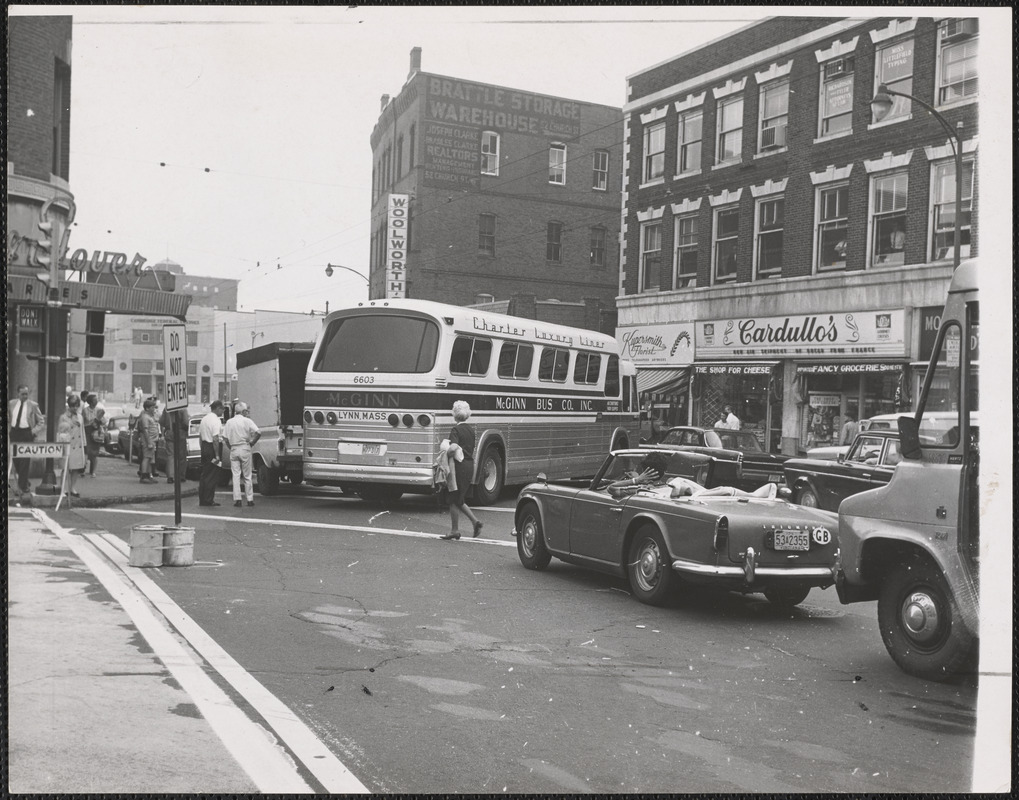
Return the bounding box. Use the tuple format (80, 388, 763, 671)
(313, 314, 440, 373)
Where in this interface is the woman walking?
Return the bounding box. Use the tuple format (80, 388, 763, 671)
(82, 393, 103, 477)
(440, 400, 484, 541)
(56, 394, 87, 498)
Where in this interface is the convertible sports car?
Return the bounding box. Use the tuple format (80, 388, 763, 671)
(514, 448, 839, 608)
(784, 430, 902, 511)
(656, 426, 789, 491)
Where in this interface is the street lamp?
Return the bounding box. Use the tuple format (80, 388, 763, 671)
(870, 83, 965, 269)
(251, 330, 264, 349)
(325, 263, 369, 283)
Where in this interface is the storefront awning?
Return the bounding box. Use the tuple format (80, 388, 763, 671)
(796, 362, 905, 374)
(636, 367, 690, 395)
(7, 274, 192, 319)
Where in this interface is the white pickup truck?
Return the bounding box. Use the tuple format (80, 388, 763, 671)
(236, 341, 314, 495)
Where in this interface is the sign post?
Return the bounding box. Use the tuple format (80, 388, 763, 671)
(163, 323, 188, 525)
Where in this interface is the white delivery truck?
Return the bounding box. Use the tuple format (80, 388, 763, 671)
(236, 341, 314, 495)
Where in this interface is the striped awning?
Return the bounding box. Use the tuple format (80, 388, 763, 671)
(636, 367, 690, 395)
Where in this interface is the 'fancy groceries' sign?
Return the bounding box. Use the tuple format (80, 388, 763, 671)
(696, 309, 905, 359)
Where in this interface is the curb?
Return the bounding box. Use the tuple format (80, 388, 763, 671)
(8, 487, 200, 510)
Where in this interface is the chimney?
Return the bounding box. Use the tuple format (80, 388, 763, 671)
(380, 94, 390, 113)
(409, 47, 422, 78)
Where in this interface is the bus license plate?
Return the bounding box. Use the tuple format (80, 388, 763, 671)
(338, 442, 386, 457)
(773, 530, 810, 551)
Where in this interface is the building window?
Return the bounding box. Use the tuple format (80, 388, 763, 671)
(931, 158, 974, 261)
(815, 184, 849, 271)
(573, 352, 602, 385)
(873, 38, 914, 123)
(396, 134, 404, 178)
(481, 131, 500, 176)
(755, 197, 784, 278)
(643, 122, 665, 182)
(497, 342, 534, 380)
(449, 336, 492, 376)
(758, 81, 789, 152)
(715, 96, 744, 165)
(409, 124, 416, 169)
(589, 226, 607, 267)
(538, 347, 570, 383)
(592, 150, 609, 190)
(639, 222, 662, 292)
(937, 19, 978, 104)
(546, 222, 563, 263)
(475, 293, 495, 304)
(479, 214, 496, 257)
(548, 143, 566, 184)
(819, 57, 854, 136)
(677, 110, 702, 174)
(870, 172, 908, 266)
(713, 206, 739, 282)
(673, 215, 698, 288)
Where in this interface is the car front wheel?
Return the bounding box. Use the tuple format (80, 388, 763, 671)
(516, 503, 551, 570)
(796, 487, 819, 507)
(627, 525, 674, 606)
(877, 556, 976, 682)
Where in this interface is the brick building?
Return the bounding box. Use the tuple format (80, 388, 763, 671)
(617, 16, 979, 453)
(368, 48, 623, 334)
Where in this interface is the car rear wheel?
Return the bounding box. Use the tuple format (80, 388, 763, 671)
(472, 445, 504, 506)
(764, 585, 811, 608)
(877, 556, 976, 682)
(257, 461, 279, 496)
(627, 525, 674, 606)
(797, 487, 819, 507)
(516, 503, 551, 570)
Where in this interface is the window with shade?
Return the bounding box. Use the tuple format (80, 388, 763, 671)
(815, 184, 849, 271)
(755, 197, 784, 278)
(758, 81, 789, 152)
(930, 158, 974, 261)
(715, 97, 743, 165)
(713, 206, 739, 282)
(548, 143, 566, 184)
(643, 122, 665, 182)
(640, 222, 662, 292)
(872, 38, 914, 122)
(677, 110, 702, 175)
(819, 56, 854, 136)
(673, 215, 698, 288)
(481, 131, 500, 175)
(870, 172, 908, 267)
(937, 19, 978, 104)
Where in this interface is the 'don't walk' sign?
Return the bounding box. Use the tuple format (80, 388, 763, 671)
(163, 323, 188, 410)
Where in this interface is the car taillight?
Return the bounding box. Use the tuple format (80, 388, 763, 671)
(713, 515, 729, 552)
(278, 436, 286, 454)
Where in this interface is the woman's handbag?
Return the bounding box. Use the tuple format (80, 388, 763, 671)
(91, 425, 106, 444)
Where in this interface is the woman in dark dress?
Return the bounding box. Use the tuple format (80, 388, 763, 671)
(440, 400, 484, 540)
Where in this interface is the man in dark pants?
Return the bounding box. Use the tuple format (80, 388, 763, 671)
(8, 385, 46, 496)
(198, 400, 224, 507)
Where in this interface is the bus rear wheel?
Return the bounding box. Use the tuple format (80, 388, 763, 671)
(257, 461, 279, 496)
(473, 445, 504, 505)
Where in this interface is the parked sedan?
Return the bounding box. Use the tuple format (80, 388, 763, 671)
(783, 430, 902, 511)
(103, 415, 133, 455)
(657, 426, 789, 491)
(514, 448, 839, 608)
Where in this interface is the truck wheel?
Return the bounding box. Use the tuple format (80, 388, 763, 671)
(764, 585, 811, 608)
(516, 503, 551, 570)
(878, 557, 976, 682)
(359, 485, 402, 506)
(472, 445, 504, 505)
(257, 462, 279, 496)
(627, 525, 675, 606)
(796, 487, 819, 508)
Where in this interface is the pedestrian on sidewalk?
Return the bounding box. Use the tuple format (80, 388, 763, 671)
(82, 393, 103, 477)
(222, 401, 260, 507)
(56, 395, 87, 498)
(439, 400, 483, 541)
(8, 385, 46, 496)
(198, 400, 225, 506)
(136, 398, 159, 484)
(159, 405, 189, 484)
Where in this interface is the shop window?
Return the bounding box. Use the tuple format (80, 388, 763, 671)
(546, 222, 563, 263)
(497, 342, 534, 380)
(930, 158, 974, 261)
(673, 215, 698, 288)
(937, 19, 978, 105)
(481, 131, 500, 176)
(815, 184, 849, 271)
(758, 81, 789, 152)
(640, 221, 662, 292)
(538, 347, 569, 383)
(573, 352, 602, 385)
(643, 122, 666, 183)
(713, 206, 739, 282)
(819, 57, 855, 137)
(589, 226, 607, 267)
(592, 150, 609, 190)
(548, 143, 566, 185)
(715, 96, 743, 165)
(873, 38, 914, 123)
(754, 197, 784, 278)
(479, 213, 496, 257)
(677, 110, 702, 174)
(870, 172, 908, 266)
(449, 336, 492, 376)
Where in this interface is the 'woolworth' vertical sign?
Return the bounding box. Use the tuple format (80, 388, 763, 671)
(387, 193, 408, 298)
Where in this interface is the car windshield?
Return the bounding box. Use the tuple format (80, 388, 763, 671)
(716, 430, 764, 453)
(848, 435, 885, 464)
(598, 452, 706, 488)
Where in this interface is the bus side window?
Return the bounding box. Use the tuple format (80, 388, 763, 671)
(498, 342, 533, 380)
(604, 356, 620, 397)
(450, 336, 492, 376)
(574, 352, 601, 385)
(539, 347, 569, 383)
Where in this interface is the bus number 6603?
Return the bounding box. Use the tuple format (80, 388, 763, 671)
(353, 375, 374, 384)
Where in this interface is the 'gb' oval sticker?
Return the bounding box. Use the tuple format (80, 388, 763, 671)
(812, 526, 832, 545)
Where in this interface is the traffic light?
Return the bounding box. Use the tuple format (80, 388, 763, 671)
(85, 311, 106, 358)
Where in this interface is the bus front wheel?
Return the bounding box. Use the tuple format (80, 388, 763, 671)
(473, 445, 504, 506)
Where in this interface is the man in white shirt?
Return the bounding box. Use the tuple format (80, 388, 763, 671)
(222, 401, 261, 508)
(8, 385, 46, 495)
(717, 404, 741, 430)
(197, 400, 224, 507)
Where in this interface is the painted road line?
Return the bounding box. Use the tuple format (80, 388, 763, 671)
(90, 507, 519, 547)
(31, 510, 314, 794)
(84, 529, 371, 794)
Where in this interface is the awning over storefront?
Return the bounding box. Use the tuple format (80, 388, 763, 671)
(636, 367, 690, 395)
(796, 362, 904, 374)
(7, 274, 192, 319)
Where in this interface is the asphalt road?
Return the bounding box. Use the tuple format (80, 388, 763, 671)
(75, 485, 977, 793)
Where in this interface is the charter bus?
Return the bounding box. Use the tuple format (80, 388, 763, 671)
(302, 299, 640, 505)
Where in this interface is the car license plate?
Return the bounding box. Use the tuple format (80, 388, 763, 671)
(773, 530, 810, 551)
(768, 473, 782, 483)
(337, 442, 386, 457)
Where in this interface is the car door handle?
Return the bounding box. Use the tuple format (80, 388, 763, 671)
(610, 506, 623, 513)
(860, 473, 871, 478)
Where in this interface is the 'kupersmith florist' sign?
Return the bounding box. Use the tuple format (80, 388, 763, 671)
(696, 310, 905, 359)
(616, 322, 694, 366)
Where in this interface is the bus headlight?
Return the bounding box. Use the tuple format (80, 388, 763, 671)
(417, 414, 431, 427)
(402, 414, 414, 427)
(387, 414, 400, 427)
(313, 411, 325, 424)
